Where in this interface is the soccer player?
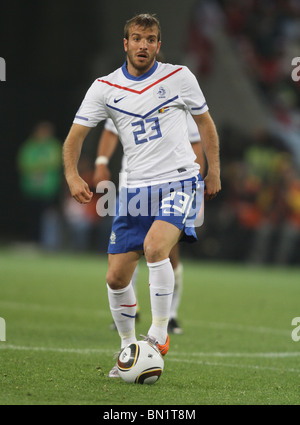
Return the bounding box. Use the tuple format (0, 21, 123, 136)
(93, 115, 206, 334)
(63, 13, 221, 378)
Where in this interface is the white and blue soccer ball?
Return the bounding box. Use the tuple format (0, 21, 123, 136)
(117, 340, 164, 384)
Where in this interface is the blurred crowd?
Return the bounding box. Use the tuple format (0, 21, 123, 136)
(200, 125, 300, 265)
(185, 0, 300, 264)
(220, 0, 300, 166)
(15, 0, 300, 265)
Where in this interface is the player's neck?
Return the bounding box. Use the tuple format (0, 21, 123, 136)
(126, 59, 156, 77)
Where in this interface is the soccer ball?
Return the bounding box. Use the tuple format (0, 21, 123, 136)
(117, 340, 164, 384)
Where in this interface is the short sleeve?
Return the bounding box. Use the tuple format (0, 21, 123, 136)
(104, 118, 118, 135)
(181, 67, 209, 116)
(73, 79, 108, 127)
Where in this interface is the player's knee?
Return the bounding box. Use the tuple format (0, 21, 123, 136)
(144, 241, 167, 263)
(106, 270, 126, 290)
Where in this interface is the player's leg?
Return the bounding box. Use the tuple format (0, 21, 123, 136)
(131, 264, 140, 321)
(143, 174, 204, 351)
(143, 220, 182, 350)
(106, 185, 148, 376)
(169, 244, 183, 334)
(169, 243, 179, 269)
(109, 262, 140, 331)
(106, 251, 142, 349)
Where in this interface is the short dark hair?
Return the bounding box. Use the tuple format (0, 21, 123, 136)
(124, 13, 161, 41)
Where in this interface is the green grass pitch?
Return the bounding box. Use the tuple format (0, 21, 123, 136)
(0, 248, 300, 405)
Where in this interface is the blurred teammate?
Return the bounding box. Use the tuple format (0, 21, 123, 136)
(17, 121, 62, 249)
(63, 13, 221, 378)
(93, 115, 206, 334)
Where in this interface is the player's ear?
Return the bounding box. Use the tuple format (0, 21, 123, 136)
(156, 41, 161, 55)
(123, 38, 128, 53)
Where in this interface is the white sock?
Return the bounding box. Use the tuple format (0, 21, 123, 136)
(131, 265, 139, 307)
(170, 263, 183, 319)
(147, 258, 174, 344)
(107, 283, 137, 349)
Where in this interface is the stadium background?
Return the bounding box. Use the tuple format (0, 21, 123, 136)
(0, 0, 300, 265)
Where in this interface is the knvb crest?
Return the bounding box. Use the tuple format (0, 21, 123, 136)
(110, 231, 116, 245)
(154, 85, 169, 100)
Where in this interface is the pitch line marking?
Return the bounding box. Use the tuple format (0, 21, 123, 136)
(0, 301, 290, 337)
(184, 319, 289, 336)
(1, 344, 300, 374)
(170, 351, 300, 358)
(1, 344, 300, 359)
(168, 357, 300, 374)
(0, 344, 113, 355)
(0, 301, 110, 318)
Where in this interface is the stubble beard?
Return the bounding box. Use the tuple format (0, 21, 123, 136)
(127, 51, 156, 75)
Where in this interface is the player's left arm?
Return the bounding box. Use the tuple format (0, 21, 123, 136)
(192, 111, 221, 200)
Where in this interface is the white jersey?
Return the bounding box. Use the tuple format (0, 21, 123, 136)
(74, 61, 208, 187)
(104, 114, 201, 189)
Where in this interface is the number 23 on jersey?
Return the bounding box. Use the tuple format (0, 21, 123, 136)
(131, 117, 162, 145)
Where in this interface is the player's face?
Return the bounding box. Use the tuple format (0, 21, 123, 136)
(124, 25, 161, 76)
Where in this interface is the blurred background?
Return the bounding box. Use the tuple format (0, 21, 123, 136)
(0, 0, 300, 265)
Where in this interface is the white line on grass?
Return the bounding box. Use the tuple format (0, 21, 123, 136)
(0, 344, 113, 355)
(172, 351, 300, 358)
(0, 301, 110, 318)
(1, 344, 298, 357)
(1, 344, 300, 374)
(184, 319, 289, 336)
(168, 357, 300, 374)
(0, 301, 290, 336)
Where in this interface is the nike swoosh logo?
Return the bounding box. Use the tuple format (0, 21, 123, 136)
(155, 292, 173, 297)
(114, 96, 127, 103)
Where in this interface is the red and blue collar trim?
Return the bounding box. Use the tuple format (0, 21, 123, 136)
(121, 60, 158, 81)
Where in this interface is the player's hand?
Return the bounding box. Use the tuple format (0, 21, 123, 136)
(67, 175, 93, 204)
(93, 164, 111, 188)
(204, 172, 221, 201)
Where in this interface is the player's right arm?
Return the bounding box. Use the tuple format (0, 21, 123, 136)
(63, 123, 93, 204)
(93, 129, 119, 187)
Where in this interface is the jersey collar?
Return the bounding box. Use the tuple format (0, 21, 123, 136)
(122, 60, 158, 81)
